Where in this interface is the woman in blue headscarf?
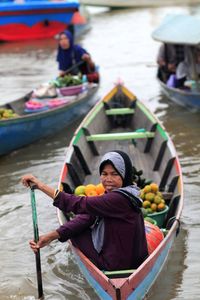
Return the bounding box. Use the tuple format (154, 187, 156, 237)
(56, 30, 99, 82)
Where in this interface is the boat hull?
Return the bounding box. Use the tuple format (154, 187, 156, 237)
(159, 80, 200, 109)
(56, 83, 183, 300)
(0, 1, 79, 41)
(71, 229, 176, 299)
(80, 0, 200, 8)
(0, 86, 98, 156)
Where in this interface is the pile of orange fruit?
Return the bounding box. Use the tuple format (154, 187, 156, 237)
(140, 183, 166, 214)
(74, 183, 105, 197)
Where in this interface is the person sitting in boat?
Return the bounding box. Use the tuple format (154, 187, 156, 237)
(175, 47, 200, 89)
(22, 151, 148, 271)
(56, 30, 99, 83)
(157, 43, 185, 82)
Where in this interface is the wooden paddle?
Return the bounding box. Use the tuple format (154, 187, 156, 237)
(30, 185, 44, 300)
(62, 60, 85, 76)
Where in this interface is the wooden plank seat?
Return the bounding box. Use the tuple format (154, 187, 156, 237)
(86, 131, 155, 142)
(105, 108, 135, 115)
(103, 269, 136, 279)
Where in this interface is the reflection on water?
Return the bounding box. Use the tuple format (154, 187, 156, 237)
(0, 3, 200, 300)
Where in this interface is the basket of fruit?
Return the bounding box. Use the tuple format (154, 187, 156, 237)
(59, 84, 83, 96)
(52, 75, 84, 96)
(140, 183, 169, 228)
(146, 206, 168, 228)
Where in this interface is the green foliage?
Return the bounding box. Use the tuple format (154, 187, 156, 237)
(52, 74, 82, 88)
(132, 166, 152, 189)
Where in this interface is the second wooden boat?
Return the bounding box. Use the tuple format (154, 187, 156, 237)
(56, 82, 183, 300)
(0, 81, 99, 156)
(152, 14, 200, 110)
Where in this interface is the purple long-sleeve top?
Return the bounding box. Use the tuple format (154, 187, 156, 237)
(53, 191, 148, 271)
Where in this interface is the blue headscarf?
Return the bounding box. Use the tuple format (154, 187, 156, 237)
(56, 30, 86, 72)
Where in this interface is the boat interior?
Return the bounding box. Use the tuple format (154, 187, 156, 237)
(60, 87, 181, 240)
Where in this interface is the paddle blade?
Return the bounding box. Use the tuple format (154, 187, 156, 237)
(71, 11, 87, 25)
(36, 251, 44, 299)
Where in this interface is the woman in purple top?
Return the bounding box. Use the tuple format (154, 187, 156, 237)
(22, 151, 148, 271)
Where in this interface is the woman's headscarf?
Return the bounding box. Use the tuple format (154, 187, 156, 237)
(99, 151, 133, 187)
(56, 30, 86, 72)
(56, 30, 74, 71)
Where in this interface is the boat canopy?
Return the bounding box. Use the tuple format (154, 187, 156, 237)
(152, 14, 200, 46)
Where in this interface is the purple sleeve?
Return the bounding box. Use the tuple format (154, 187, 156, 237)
(53, 191, 130, 218)
(56, 214, 96, 242)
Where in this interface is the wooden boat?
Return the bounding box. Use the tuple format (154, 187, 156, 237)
(56, 82, 183, 300)
(79, 0, 200, 8)
(152, 14, 200, 110)
(0, 81, 99, 156)
(0, 0, 79, 42)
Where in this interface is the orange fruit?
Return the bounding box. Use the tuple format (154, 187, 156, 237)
(86, 190, 98, 197)
(157, 203, 166, 211)
(150, 183, 159, 193)
(151, 203, 157, 212)
(85, 184, 96, 196)
(143, 200, 151, 209)
(95, 183, 105, 195)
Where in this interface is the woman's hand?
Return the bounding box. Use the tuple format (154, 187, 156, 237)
(21, 174, 56, 199)
(29, 231, 60, 253)
(82, 53, 95, 69)
(21, 174, 41, 189)
(82, 53, 91, 62)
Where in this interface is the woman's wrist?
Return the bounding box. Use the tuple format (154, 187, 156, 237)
(37, 182, 56, 199)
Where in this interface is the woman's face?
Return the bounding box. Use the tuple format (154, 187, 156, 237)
(59, 34, 70, 49)
(100, 163, 123, 193)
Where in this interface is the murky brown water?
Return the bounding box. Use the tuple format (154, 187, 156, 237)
(0, 4, 200, 300)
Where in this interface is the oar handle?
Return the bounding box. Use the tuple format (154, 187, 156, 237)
(30, 188, 44, 299)
(30, 188, 39, 243)
(64, 59, 85, 75)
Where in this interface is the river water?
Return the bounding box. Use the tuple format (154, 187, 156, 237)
(0, 4, 200, 300)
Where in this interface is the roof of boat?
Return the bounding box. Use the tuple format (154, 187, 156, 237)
(152, 14, 200, 46)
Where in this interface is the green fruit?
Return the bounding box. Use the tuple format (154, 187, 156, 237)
(141, 207, 148, 217)
(74, 185, 85, 196)
(146, 208, 153, 214)
(140, 190, 145, 200)
(145, 192, 155, 202)
(154, 195, 162, 205)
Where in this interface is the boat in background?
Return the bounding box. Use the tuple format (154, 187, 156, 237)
(152, 14, 200, 110)
(79, 0, 200, 8)
(0, 0, 80, 42)
(0, 78, 99, 156)
(56, 82, 183, 300)
(69, 4, 91, 39)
